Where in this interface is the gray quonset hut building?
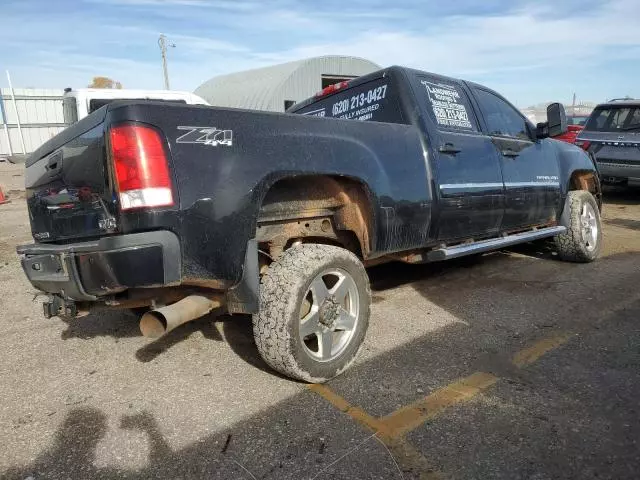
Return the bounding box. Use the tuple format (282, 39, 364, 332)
(194, 56, 381, 112)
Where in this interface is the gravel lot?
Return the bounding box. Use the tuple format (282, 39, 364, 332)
(1, 162, 639, 479)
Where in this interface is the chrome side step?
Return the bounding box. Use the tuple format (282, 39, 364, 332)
(426, 226, 567, 262)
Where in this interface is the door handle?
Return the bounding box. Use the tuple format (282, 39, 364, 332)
(46, 154, 62, 171)
(501, 149, 520, 158)
(439, 143, 461, 155)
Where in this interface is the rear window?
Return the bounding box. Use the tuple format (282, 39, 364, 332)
(585, 106, 640, 131)
(294, 79, 405, 124)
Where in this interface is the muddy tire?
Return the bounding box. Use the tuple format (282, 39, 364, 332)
(252, 244, 371, 383)
(555, 190, 602, 262)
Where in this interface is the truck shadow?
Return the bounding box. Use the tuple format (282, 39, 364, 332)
(138, 249, 554, 372)
(58, 306, 275, 374)
(60, 310, 141, 340)
(216, 314, 280, 375)
(60, 309, 224, 347)
(366, 248, 640, 344)
(603, 218, 640, 231)
(134, 313, 224, 362)
(133, 311, 280, 377)
(602, 184, 640, 201)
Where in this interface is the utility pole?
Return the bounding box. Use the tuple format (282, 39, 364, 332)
(6, 70, 25, 154)
(158, 34, 175, 90)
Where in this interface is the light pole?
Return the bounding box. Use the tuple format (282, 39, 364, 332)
(158, 34, 176, 90)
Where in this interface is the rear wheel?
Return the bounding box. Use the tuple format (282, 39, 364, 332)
(252, 243, 370, 382)
(555, 190, 602, 262)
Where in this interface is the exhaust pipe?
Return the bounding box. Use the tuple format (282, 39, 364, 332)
(139, 295, 222, 339)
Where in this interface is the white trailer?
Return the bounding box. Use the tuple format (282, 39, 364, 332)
(62, 88, 210, 124)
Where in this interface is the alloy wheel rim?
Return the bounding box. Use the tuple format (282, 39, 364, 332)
(298, 268, 359, 363)
(580, 203, 598, 252)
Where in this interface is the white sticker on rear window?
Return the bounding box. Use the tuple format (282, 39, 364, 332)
(301, 107, 326, 117)
(331, 84, 388, 121)
(421, 81, 473, 129)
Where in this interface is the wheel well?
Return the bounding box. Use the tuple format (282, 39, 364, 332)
(256, 175, 373, 259)
(569, 171, 602, 209)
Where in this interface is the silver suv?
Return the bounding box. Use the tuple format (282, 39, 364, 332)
(576, 99, 640, 185)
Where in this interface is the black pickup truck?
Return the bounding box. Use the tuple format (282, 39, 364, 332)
(17, 66, 602, 382)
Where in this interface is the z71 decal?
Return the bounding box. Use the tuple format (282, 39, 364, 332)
(177, 126, 233, 147)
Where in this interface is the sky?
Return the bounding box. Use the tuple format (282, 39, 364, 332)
(0, 0, 638, 107)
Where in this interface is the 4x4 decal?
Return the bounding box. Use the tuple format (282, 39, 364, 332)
(176, 126, 233, 147)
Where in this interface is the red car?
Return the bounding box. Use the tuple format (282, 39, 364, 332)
(554, 115, 589, 144)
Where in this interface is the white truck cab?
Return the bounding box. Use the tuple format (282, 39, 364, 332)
(62, 88, 209, 124)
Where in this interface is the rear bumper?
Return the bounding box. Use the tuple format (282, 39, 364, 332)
(17, 231, 181, 301)
(596, 159, 640, 182)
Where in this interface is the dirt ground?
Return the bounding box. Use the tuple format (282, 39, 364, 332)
(1, 162, 639, 479)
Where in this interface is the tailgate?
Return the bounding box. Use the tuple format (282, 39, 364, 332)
(25, 107, 117, 242)
(578, 130, 640, 163)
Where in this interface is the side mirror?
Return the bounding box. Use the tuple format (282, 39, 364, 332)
(535, 122, 549, 139)
(547, 102, 568, 137)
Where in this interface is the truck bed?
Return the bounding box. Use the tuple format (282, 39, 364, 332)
(24, 100, 429, 289)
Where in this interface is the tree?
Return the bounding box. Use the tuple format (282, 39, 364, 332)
(88, 76, 123, 89)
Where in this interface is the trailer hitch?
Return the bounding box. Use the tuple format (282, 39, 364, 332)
(43, 295, 78, 319)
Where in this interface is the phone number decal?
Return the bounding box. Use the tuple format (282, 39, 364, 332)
(421, 80, 473, 129)
(332, 85, 388, 117)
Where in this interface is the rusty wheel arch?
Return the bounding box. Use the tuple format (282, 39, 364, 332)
(256, 175, 374, 260)
(568, 170, 602, 209)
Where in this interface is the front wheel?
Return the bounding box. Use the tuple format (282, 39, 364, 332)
(555, 190, 602, 262)
(252, 243, 371, 383)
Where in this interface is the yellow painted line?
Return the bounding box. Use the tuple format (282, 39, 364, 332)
(308, 384, 441, 479)
(309, 332, 574, 478)
(378, 372, 499, 438)
(308, 384, 351, 412)
(512, 332, 573, 368)
(383, 437, 443, 480)
(308, 383, 387, 432)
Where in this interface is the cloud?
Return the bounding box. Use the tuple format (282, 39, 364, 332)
(0, 0, 637, 104)
(167, 34, 251, 54)
(247, 0, 640, 103)
(260, 0, 638, 74)
(90, 0, 259, 8)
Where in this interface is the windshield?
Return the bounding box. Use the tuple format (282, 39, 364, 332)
(585, 106, 640, 132)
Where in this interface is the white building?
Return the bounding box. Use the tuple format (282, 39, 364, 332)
(195, 55, 381, 112)
(1, 56, 382, 156)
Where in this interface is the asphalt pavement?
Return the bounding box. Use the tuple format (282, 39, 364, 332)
(1, 173, 638, 479)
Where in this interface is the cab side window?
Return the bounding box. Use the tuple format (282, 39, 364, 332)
(474, 88, 530, 141)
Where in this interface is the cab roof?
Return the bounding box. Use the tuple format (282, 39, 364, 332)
(595, 98, 639, 108)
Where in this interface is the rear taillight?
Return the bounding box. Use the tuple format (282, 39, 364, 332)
(109, 124, 173, 210)
(575, 140, 591, 151)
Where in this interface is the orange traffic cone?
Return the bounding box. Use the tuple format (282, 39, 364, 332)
(0, 185, 9, 205)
